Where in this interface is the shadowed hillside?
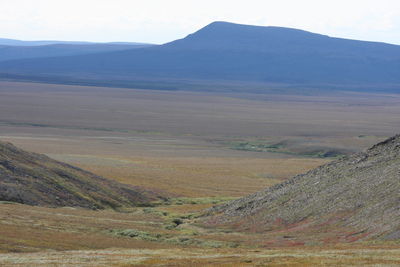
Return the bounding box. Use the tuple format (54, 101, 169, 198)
(1, 21, 400, 92)
(204, 134, 400, 242)
(0, 141, 166, 209)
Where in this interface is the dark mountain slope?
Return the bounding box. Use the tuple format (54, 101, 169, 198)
(0, 22, 400, 92)
(0, 43, 154, 62)
(204, 135, 400, 242)
(0, 141, 165, 209)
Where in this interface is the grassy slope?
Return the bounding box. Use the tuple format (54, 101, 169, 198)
(0, 141, 166, 209)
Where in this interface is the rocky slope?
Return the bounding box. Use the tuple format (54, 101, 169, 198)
(0, 141, 165, 209)
(204, 135, 400, 242)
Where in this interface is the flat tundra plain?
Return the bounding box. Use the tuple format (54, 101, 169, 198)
(0, 81, 399, 265)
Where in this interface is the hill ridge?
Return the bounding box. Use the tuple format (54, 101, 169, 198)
(0, 141, 166, 209)
(204, 134, 400, 242)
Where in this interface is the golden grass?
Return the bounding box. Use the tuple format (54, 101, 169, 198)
(1, 247, 400, 266)
(1, 82, 400, 265)
(0, 204, 171, 253)
(0, 135, 327, 197)
(1, 201, 399, 266)
(73, 155, 325, 197)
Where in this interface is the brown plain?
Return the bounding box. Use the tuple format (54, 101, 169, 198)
(0, 81, 399, 265)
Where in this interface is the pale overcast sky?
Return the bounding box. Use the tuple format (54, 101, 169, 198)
(1, 0, 399, 45)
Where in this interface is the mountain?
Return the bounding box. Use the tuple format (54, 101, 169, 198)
(0, 141, 165, 209)
(0, 43, 154, 62)
(1, 21, 400, 92)
(0, 37, 152, 47)
(203, 134, 400, 243)
(0, 38, 92, 46)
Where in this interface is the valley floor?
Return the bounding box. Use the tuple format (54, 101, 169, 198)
(0, 202, 399, 266)
(2, 247, 400, 266)
(1, 81, 400, 265)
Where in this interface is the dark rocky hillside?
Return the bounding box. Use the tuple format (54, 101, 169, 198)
(204, 135, 400, 242)
(0, 141, 165, 209)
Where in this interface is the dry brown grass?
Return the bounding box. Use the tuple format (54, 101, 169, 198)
(1, 247, 400, 266)
(1, 200, 399, 266)
(1, 81, 399, 139)
(1, 81, 400, 265)
(73, 156, 325, 197)
(0, 136, 326, 197)
(0, 203, 170, 253)
(1, 81, 397, 197)
(1, 81, 398, 156)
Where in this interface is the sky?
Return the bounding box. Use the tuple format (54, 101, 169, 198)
(1, 0, 400, 45)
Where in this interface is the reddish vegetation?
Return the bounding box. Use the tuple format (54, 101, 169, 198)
(203, 135, 400, 245)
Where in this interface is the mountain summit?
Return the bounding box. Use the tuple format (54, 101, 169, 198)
(1, 21, 400, 92)
(204, 134, 400, 243)
(166, 21, 332, 51)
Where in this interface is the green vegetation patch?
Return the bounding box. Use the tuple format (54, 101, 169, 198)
(111, 228, 238, 248)
(0, 201, 18, 205)
(112, 229, 161, 242)
(230, 141, 284, 152)
(165, 197, 237, 206)
(228, 140, 345, 158)
(165, 237, 236, 248)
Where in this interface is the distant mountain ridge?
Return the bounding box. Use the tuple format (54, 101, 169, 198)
(0, 37, 152, 46)
(1, 21, 400, 93)
(0, 38, 154, 62)
(0, 43, 153, 62)
(203, 134, 400, 243)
